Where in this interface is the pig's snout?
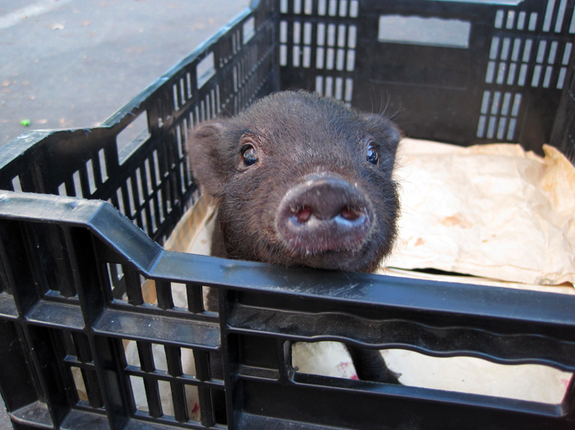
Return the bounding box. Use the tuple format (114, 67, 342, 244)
(276, 175, 374, 254)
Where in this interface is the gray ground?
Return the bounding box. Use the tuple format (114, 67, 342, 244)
(0, 0, 249, 428)
(0, 0, 250, 148)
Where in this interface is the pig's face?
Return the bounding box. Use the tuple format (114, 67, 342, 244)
(188, 91, 401, 273)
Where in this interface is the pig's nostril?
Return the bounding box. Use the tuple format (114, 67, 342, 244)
(340, 206, 361, 222)
(277, 177, 375, 254)
(293, 206, 312, 224)
(290, 205, 365, 225)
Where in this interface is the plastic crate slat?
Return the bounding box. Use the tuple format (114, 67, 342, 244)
(9, 400, 53, 428)
(0, 229, 10, 296)
(0, 192, 103, 226)
(237, 364, 281, 381)
(153, 250, 575, 335)
(0, 293, 18, 318)
(192, 350, 221, 427)
(71, 332, 92, 362)
(185, 283, 205, 314)
(22, 222, 76, 299)
(156, 280, 175, 310)
(0, 321, 39, 415)
(164, 345, 183, 377)
(137, 341, 157, 373)
(237, 412, 347, 430)
(227, 302, 575, 371)
(192, 349, 211, 382)
(124, 265, 145, 306)
(168, 380, 189, 423)
(93, 308, 220, 349)
(124, 366, 223, 389)
(0, 219, 44, 314)
(26, 300, 84, 330)
(238, 377, 566, 430)
(143, 377, 163, 418)
(85, 201, 164, 273)
(196, 386, 216, 428)
(59, 408, 110, 429)
(50, 226, 77, 298)
(78, 368, 104, 409)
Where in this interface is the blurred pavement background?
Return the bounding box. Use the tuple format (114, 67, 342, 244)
(0, 0, 249, 427)
(0, 0, 250, 148)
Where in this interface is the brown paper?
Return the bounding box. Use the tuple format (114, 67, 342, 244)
(381, 138, 575, 287)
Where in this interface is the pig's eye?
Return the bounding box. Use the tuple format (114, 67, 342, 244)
(242, 145, 258, 166)
(366, 143, 379, 165)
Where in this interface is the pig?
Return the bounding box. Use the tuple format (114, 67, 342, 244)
(187, 90, 402, 411)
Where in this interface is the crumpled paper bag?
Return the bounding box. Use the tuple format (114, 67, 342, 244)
(381, 138, 575, 286)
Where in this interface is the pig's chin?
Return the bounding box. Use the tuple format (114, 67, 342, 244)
(284, 246, 378, 273)
(276, 222, 378, 272)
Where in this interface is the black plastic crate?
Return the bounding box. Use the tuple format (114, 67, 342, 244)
(1, 0, 575, 429)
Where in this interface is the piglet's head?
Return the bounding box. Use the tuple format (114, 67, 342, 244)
(188, 91, 401, 273)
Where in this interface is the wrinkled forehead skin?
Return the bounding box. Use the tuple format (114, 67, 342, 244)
(231, 91, 361, 138)
(223, 91, 400, 175)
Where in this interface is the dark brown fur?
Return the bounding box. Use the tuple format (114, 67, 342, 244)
(188, 90, 401, 273)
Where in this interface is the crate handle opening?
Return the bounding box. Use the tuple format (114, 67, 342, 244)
(117, 110, 151, 166)
(243, 17, 255, 44)
(378, 15, 471, 49)
(197, 53, 216, 89)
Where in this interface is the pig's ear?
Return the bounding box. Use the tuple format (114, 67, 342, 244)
(188, 120, 229, 198)
(362, 113, 402, 155)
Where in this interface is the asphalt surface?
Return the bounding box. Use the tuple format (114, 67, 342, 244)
(0, 1, 249, 428)
(0, 0, 250, 148)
